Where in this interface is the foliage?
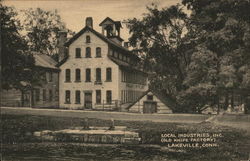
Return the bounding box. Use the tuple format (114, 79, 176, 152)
(126, 4, 188, 97)
(1, 4, 40, 90)
(127, 0, 250, 113)
(21, 8, 73, 60)
(181, 0, 250, 113)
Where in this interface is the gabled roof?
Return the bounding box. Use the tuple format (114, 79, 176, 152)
(99, 17, 122, 28)
(32, 52, 59, 70)
(56, 55, 68, 67)
(126, 89, 176, 110)
(64, 26, 129, 54)
(109, 35, 124, 42)
(59, 26, 140, 67)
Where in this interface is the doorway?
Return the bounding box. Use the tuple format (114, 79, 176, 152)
(143, 101, 157, 113)
(84, 92, 92, 109)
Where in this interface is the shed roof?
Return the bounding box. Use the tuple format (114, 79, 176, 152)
(108, 56, 147, 74)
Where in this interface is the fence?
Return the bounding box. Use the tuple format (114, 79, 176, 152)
(93, 100, 121, 111)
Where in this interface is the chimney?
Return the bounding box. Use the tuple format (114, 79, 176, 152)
(86, 17, 93, 28)
(58, 31, 67, 62)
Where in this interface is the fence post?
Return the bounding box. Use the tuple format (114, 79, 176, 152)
(103, 100, 104, 111)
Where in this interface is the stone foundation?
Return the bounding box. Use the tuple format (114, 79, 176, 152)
(34, 126, 141, 144)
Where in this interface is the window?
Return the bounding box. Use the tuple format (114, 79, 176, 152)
(55, 90, 59, 101)
(106, 90, 112, 104)
(49, 90, 53, 102)
(43, 89, 46, 101)
(86, 68, 91, 82)
(65, 69, 71, 82)
(96, 47, 101, 57)
(106, 68, 112, 81)
(65, 90, 70, 103)
(127, 57, 131, 63)
(114, 52, 118, 58)
(86, 47, 91, 58)
(46, 72, 53, 82)
(75, 68, 81, 82)
(109, 49, 113, 56)
(86, 35, 91, 43)
(122, 55, 126, 61)
(96, 90, 101, 104)
(96, 68, 101, 82)
(118, 53, 122, 60)
(75, 48, 81, 58)
(75, 90, 80, 104)
(147, 95, 153, 101)
(42, 72, 46, 82)
(35, 89, 40, 101)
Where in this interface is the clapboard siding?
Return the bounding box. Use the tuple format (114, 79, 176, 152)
(1, 89, 22, 107)
(129, 91, 173, 114)
(1, 72, 59, 108)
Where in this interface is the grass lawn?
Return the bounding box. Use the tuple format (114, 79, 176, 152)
(1, 114, 250, 161)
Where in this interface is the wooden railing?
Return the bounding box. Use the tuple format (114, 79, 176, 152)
(94, 100, 121, 111)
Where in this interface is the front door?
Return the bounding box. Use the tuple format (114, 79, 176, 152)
(143, 101, 157, 113)
(22, 91, 31, 107)
(84, 92, 92, 109)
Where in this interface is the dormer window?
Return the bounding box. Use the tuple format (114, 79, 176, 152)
(86, 35, 91, 43)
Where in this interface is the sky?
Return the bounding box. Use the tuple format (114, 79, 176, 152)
(3, 0, 181, 41)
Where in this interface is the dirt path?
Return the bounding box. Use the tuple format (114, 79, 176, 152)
(1, 107, 209, 123)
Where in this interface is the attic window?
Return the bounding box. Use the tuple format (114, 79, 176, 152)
(86, 35, 91, 43)
(147, 95, 153, 101)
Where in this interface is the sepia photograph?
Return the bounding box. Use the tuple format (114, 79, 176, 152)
(0, 0, 250, 160)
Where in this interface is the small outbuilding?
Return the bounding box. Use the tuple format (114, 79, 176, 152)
(126, 90, 174, 114)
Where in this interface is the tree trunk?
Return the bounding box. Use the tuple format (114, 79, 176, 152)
(244, 96, 250, 114)
(224, 92, 229, 110)
(21, 90, 24, 107)
(230, 90, 234, 109)
(216, 95, 220, 115)
(30, 89, 34, 107)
